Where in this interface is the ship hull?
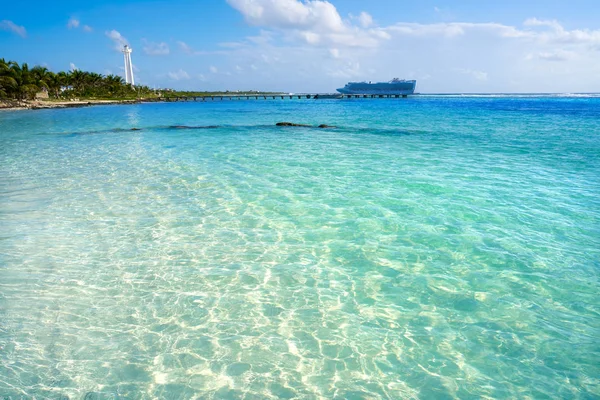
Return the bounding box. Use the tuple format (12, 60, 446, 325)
(337, 80, 416, 95)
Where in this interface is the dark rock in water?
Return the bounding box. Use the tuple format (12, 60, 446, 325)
(318, 124, 337, 128)
(453, 298, 478, 312)
(276, 122, 311, 127)
(130, 128, 142, 131)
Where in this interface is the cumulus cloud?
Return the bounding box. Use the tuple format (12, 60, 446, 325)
(225, 0, 600, 51)
(357, 12, 373, 28)
(209, 66, 218, 73)
(105, 29, 129, 51)
(67, 18, 80, 29)
(168, 69, 190, 80)
(142, 40, 170, 55)
(523, 18, 563, 31)
(227, 0, 344, 32)
(0, 20, 26, 37)
(226, 0, 387, 47)
(68, 18, 92, 32)
(167, 3, 600, 92)
(70, 62, 78, 71)
(227, 0, 600, 50)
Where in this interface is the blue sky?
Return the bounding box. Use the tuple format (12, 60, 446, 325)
(2, 0, 600, 92)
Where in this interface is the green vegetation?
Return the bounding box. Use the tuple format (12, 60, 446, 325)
(0, 58, 285, 103)
(0, 58, 157, 101)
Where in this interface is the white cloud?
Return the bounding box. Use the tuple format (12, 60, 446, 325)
(538, 52, 569, 61)
(0, 20, 26, 38)
(327, 61, 361, 78)
(67, 18, 80, 29)
(177, 40, 223, 55)
(68, 18, 92, 32)
(70, 62, 78, 71)
(385, 22, 530, 39)
(227, 0, 344, 32)
(178, 41, 194, 54)
(523, 18, 563, 31)
(224, 0, 598, 51)
(143, 40, 170, 55)
(458, 68, 488, 81)
(168, 69, 190, 80)
(162, 4, 600, 93)
(209, 66, 218, 73)
(226, 0, 387, 47)
(527, 49, 573, 62)
(383, 19, 600, 49)
(358, 12, 373, 28)
(105, 29, 129, 51)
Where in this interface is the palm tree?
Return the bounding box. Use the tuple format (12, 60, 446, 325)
(69, 69, 87, 93)
(105, 74, 126, 96)
(1, 58, 162, 101)
(31, 66, 51, 97)
(85, 72, 104, 96)
(6, 62, 40, 101)
(45, 71, 60, 98)
(0, 58, 17, 98)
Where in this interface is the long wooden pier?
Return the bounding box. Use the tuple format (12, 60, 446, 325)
(155, 93, 410, 102)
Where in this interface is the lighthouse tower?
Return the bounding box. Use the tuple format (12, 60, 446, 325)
(122, 45, 134, 86)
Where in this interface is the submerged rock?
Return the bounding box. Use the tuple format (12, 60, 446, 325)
(276, 122, 311, 127)
(317, 124, 337, 128)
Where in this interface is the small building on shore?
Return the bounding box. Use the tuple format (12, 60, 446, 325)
(35, 87, 49, 99)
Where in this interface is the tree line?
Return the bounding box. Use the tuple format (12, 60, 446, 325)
(0, 59, 157, 101)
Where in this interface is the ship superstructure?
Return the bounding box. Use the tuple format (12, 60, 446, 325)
(337, 78, 416, 95)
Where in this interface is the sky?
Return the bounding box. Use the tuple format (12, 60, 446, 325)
(1, 0, 600, 93)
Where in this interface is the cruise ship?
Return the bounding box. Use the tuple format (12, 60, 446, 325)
(337, 78, 416, 95)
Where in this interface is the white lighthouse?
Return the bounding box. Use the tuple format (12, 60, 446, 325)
(122, 45, 134, 86)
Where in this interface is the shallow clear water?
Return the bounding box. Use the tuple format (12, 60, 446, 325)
(1, 97, 599, 399)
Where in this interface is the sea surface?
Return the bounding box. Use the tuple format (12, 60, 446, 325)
(0, 96, 599, 399)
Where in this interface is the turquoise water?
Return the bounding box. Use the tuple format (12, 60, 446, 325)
(1, 96, 599, 399)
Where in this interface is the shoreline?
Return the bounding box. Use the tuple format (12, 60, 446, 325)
(0, 99, 141, 111)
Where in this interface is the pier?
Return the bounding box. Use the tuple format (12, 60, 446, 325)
(154, 93, 410, 102)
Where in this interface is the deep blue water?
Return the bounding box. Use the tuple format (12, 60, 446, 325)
(0, 96, 599, 399)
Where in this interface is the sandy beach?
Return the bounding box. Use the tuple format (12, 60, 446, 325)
(0, 99, 139, 111)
